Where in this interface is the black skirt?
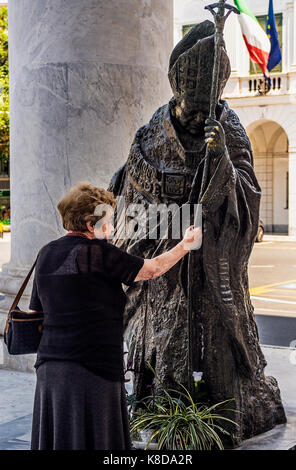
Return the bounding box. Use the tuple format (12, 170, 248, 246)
(30, 361, 133, 450)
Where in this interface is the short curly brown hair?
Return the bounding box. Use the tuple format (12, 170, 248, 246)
(57, 182, 117, 232)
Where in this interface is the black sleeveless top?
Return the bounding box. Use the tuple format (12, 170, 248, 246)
(29, 234, 144, 381)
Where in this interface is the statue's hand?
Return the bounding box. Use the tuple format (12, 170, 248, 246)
(204, 118, 227, 158)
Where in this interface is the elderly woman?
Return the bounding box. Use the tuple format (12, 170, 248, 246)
(29, 182, 202, 450)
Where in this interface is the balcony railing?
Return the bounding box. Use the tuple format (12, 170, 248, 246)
(223, 72, 291, 98)
(248, 75, 282, 93)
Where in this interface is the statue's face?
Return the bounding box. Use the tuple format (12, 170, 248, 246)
(174, 100, 210, 135)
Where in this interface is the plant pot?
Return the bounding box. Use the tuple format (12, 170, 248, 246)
(132, 439, 158, 450)
(140, 429, 155, 442)
(132, 429, 158, 450)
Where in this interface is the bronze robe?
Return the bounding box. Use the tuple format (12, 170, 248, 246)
(108, 99, 286, 444)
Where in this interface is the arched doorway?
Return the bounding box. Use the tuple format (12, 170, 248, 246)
(247, 120, 289, 234)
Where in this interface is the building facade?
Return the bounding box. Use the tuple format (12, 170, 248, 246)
(174, 0, 296, 235)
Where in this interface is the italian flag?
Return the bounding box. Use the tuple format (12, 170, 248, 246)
(234, 0, 271, 77)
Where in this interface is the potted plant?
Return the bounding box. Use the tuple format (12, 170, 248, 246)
(129, 363, 238, 450)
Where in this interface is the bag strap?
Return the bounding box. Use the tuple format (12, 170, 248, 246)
(9, 246, 45, 313)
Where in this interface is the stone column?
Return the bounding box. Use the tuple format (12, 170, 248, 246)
(0, 0, 173, 369)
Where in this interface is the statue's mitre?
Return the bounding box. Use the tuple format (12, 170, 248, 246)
(168, 20, 231, 107)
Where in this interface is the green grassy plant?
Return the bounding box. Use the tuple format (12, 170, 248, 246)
(129, 363, 238, 450)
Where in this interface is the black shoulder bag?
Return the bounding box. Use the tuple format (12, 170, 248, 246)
(4, 247, 44, 355)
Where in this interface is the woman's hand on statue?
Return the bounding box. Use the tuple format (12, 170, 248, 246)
(182, 225, 202, 251)
(204, 118, 226, 158)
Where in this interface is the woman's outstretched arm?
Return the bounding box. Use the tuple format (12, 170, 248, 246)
(134, 226, 202, 281)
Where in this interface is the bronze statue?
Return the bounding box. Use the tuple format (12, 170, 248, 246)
(108, 15, 286, 446)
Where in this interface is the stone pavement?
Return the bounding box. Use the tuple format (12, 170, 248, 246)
(1, 232, 295, 449)
(0, 365, 133, 450)
(0, 369, 35, 450)
(237, 346, 296, 450)
(0, 346, 295, 450)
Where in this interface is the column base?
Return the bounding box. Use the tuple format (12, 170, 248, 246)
(0, 262, 34, 314)
(0, 336, 36, 372)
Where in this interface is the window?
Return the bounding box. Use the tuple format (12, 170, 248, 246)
(250, 13, 282, 74)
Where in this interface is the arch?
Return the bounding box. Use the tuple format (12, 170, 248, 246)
(233, 105, 296, 150)
(246, 119, 288, 155)
(268, 125, 288, 154)
(247, 119, 289, 234)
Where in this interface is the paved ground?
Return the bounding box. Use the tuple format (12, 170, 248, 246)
(249, 238, 296, 318)
(0, 368, 133, 450)
(0, 233, 295, 449)
(0, 346, 294, 450)
(0, 370, 35, 450)
(249, 237, 296, 346)
(255, 315, 296, 347)
(237, 346, 296, 450)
